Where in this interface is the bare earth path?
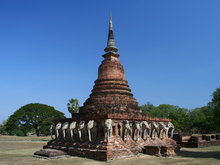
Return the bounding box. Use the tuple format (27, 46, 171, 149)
(0, 136, 219, 165)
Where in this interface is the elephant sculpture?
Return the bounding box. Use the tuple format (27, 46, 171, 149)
(158, 122, 169, 139)
(132, 121, 141, 141)
(122, 120, 131, 141)
(168, 122, 175, 138)
(69, 121, 77, 141)
(55, 122, 62, 139)
(140, 121, 151, 140)
(164, 124, 169, 138)
(50, 124, 55, 140)
(62, 122, 69, 140)
(87, 120, 97, 142)
(151, 121, 159, 139)
(118, 122, 123, 138)
(102, 119, 113, 142)
(77, 121, 85, 141)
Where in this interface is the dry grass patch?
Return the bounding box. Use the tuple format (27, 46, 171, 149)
(0, 136, 220, 165)
(0, 141, 47, 151)
(0, 136, 50, 142)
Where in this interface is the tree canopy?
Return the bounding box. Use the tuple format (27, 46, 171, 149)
(209, 87, 220, 132)
(190, 106, 214, 133)
(5, 103, 65, 136)
(141, 102, 191, 132)
(141, 101, 216, 133)
(0, 120, 8, 135)
(67, 98, 79, 114)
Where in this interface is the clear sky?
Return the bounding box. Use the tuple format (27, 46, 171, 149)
(0, 0, 220, 123)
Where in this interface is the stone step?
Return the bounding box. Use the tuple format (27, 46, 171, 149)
(33, 149, 68, 159)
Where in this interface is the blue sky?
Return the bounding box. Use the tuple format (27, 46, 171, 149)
(0, 0, 220, 123)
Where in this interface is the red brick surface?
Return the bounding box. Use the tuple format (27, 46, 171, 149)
(80, 52, 139, 114)
(45, 135, 177, 160)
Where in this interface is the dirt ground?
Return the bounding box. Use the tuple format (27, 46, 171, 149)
(0, 136, 220, 165)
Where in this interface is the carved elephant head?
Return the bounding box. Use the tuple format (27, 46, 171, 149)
(50, 123, 55, 140)
(69, 121, 77, 141)
(87, 120, 96, 142)
(62, 122, 69, 140)
(102, 119, 113, 142)
(55, 122, 62, 139)
(77, 121, 85, 141)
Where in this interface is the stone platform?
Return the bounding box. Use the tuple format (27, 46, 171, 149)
(34, 149, 68, 159)
(34, 112, 177, 161)
(39, 132, 177, 161)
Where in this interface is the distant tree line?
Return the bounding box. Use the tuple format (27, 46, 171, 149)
(0, 87, 219, 136)
(141, 87, 220, 133)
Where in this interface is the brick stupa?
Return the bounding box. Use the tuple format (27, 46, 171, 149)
(80, 15, 139, 115)
(34, 15, 177, 161)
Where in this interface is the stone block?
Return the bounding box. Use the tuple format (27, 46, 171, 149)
(144, 146, 160, 156)
(34, 149, 67, 158)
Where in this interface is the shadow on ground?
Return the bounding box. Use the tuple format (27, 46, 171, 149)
(176, 150, 220, 160)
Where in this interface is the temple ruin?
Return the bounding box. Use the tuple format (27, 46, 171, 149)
(34, 15, 177, 161)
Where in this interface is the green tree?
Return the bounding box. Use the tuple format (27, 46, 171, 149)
(189, 106, 214, 133)
(0, 120, 8, 135)
(67, 98, 79, 114)
(5, 103, 65, 136)
(141, 102, 160, 117)
(157, 104, 191, 132)
(141, 102, 191, 132)
(209, 87, 220, 132)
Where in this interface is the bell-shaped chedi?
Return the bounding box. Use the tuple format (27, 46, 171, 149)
(80, 15, 139, 114)
(34, 14, 177, 161)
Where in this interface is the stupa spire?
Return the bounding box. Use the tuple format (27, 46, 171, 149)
(104, 13, 118, 53)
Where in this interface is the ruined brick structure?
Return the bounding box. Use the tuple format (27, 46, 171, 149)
(173, 133, 220, 148)
(34, 15, 177, 161)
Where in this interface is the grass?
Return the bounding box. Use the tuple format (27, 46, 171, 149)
(0, 136, 51, 142)
(0, 136, 220, 165)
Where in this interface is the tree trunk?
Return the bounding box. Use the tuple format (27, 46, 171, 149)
(35, 127, 40, 136)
